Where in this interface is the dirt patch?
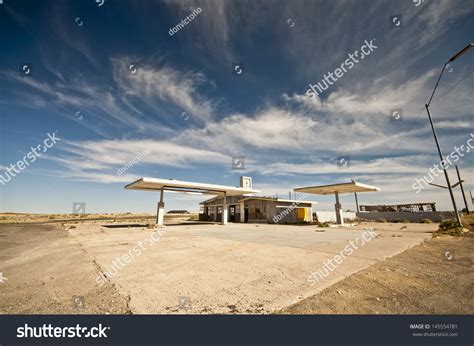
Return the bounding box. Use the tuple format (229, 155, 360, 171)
(0, 224, 130, 314)
(279, 233, 474, 314)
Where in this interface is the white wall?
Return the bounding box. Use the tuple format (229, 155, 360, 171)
(315, 211, 356, 223)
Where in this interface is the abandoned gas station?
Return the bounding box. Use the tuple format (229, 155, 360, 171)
(125, 176, 379, 226)
(125, 176, 260, 226)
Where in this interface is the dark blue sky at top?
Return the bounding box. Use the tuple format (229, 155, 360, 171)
(2, 0, 298, 133)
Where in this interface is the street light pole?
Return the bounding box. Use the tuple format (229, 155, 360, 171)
(424, 43, 473, 227)
(424, 102, 461, 226)
(455, 165, 470, 214)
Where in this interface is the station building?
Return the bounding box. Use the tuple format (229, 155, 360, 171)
(199, 195, 314, 224)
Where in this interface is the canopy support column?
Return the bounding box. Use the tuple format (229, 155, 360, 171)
(354, 192, 359, 212)
(156, 187, 165, 227)
(240, 201, 245, 223)
(335, 191, 344, 225)
(222, 192, 228, 225)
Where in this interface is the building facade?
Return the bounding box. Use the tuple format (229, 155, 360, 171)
(199, 195, 314, 224)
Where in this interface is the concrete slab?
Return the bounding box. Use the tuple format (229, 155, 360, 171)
(69, 222, 437, 314)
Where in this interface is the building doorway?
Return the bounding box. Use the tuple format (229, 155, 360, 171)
(229, 205, 236, 222)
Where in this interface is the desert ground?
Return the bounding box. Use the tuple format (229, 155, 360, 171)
(0, 213, 472, 314)
(282, 232, 474, 314)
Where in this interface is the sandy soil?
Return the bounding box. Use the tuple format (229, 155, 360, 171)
(0, 223, 130, 314)
(0, 212, 197, 225)
(0, 212, 155, 224)
(280, 232, 474, 314)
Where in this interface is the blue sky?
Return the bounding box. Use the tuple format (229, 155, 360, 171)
(0, 0, 473, 213)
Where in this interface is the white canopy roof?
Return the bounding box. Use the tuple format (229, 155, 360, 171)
(238, 196, 317, 204)
(125, 177, 260, 196)
(294, 181, 380, 195)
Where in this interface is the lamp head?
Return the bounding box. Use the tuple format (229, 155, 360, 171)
(449, 43, 474, 62)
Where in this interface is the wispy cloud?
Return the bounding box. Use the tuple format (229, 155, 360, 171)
(436, 120, 473, 129)
(179, 105, 433, 157)
(250, 156, 430, 177)
(1, 55, 219, 135)
(112, 57, 216, 123)
(47, 139, 229, 183)
(164, 0, 235, 63)
(50, 2, 102, 68)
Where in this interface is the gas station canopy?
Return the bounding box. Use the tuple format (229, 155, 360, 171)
(294, 181, 380, 225)
(294, 181, 380, 195)
(125, 177, 260, 196)
(125, 177, 260, 227)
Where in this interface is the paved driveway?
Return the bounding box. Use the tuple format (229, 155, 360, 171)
(69, 222, 436, 314)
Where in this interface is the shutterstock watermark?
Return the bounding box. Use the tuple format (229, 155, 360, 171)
(307, 228, 377, 285)
(169, 7, 202, 35)
(305, 38, 378, 98)
(273, 193, 308, 223)
(0, 131, 61, 186)
(116, 149, 151, 176)
(412, 133, 474, 193)
(95, 227, 166, 286)
(17, 324, 109, 338)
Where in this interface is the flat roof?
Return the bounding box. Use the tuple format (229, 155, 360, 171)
(200, 196, 317, 205)
(238, 197, 317, 204)
(294, 181, 380, 195)
(125, 177, 260, 196)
